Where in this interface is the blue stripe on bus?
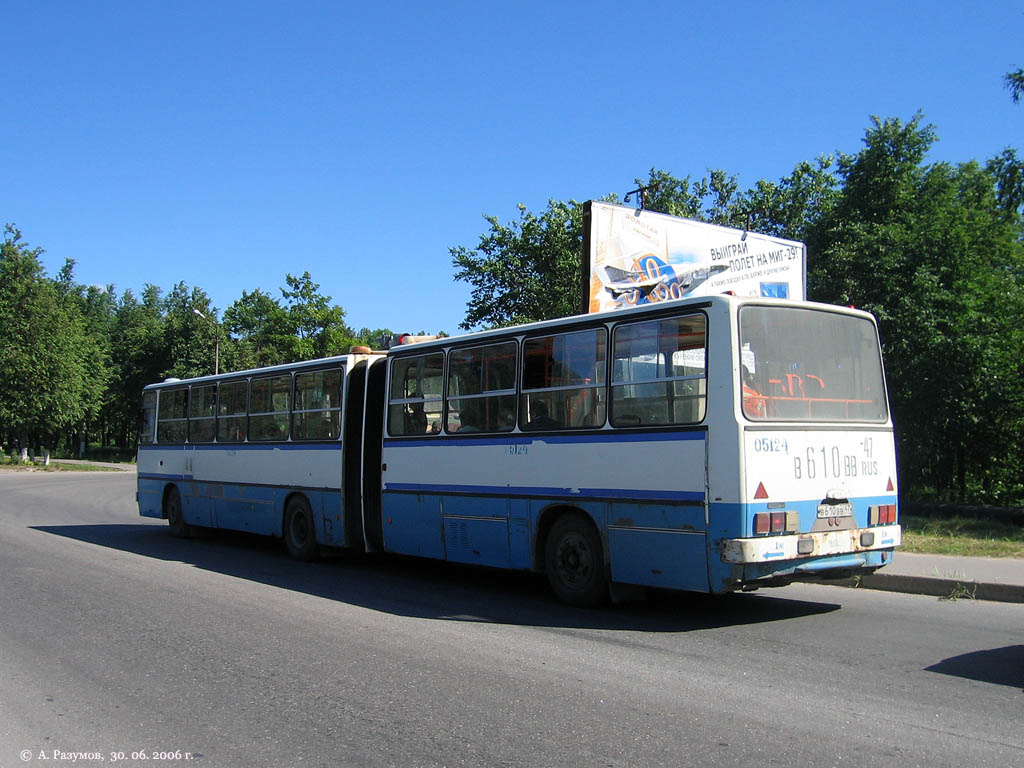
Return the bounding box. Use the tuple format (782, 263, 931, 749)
(383, 482, 704, 502)
(383, 430, 707, 448)
(137, 442, 342, 451)
(137, 473, 341, 493)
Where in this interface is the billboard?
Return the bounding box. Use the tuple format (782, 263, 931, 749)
(582, 201, 806, 314)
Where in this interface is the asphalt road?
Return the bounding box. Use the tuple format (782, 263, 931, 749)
(1, 471, 1021, 768)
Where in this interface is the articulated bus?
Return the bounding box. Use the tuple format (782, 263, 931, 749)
(137, 294, 901, 605)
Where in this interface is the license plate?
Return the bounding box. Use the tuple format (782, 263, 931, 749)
(817, 502, 853, 519)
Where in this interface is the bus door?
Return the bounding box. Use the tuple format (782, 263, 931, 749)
(360, 356, 387, 552)
(343, 360, 368, 549)
(183, 445, 214, 528)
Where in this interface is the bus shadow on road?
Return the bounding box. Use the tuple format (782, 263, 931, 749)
(925, 645, 1024, 691)
(32, 522, 842, 632)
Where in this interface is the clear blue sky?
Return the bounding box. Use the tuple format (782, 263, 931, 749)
(3, 1, 1021, 335)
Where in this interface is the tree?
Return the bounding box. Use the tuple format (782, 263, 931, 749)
(807, 115, 1024, 503)
(280, 271, 355, 359)
(160, 282, 222, 380)
(223, 288, 293, 369)
(0, 226, 108, 454)
(743, 156, 839, 242)
(1005, 68, 1024, 104)
(451, 170, 756, 330)
(639, 168, 743, 224)
(52, 260, 115, 452)
(222, 273, 357, 367)
(106, 286, 169, 447)
(451, 199, 586, 330)
(450, 118, 1024, 503)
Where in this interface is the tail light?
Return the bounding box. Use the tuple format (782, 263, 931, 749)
(753, 511, 799, 535)
(869, 504, 897, 525)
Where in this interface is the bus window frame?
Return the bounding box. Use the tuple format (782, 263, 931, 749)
(291, 365, 345, 441)
(520, 326, 608, 432)
(445, 340, 518, 434)
(156, 386, 189, 444)
(387, 351, 445, 437)
(609, 312, 708, 428)
(738, 304, 889, 424)
(139, 390, 157, 444)
(216, 378, 250, 444)
(188, 383, 218, 444)
(249, 372, 293, 442)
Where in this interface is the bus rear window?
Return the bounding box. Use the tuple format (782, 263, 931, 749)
(739, 306, 887, 422)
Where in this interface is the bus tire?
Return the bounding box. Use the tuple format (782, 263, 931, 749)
(164, 486, 193, 538)
(284, 496, 318, 561)
(544, 512, 607, 607)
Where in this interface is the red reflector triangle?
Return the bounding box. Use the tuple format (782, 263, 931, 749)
(886, 477, 895, 492)
(754, 482, 769, 499)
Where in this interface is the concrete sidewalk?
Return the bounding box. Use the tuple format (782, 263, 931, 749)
(846, 551, 1024, 603)
(45, 459, 136, 471)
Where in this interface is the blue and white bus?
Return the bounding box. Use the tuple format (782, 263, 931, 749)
(137, 294, 901, 605)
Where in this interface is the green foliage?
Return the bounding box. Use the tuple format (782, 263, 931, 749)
(451, 200, 585, 329)
(807, 116, 1024, 504)
(280, 271, 356, 359)
(451, 115, 1024, 504)
(744, 156, 839, 242)
(901, 515, 1024, 558)
(0, 237, 359, 452)
(4, 112, 1022, 504)
(0, 226, 109, 447)
(1005, 68, 1024, 104)
(223, 288, 293, 369)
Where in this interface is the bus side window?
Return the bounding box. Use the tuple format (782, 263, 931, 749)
(250, 374, 291, 441)
(521, 328, 606, 431)
(293, 368, 342, 440)
(156, 387, 188, 443)
(610, 314, 706, 427)
(388, 353, 443, 436)
(217, 379, 248, 442)
(447, 341, 517, 433)
(139, 390, 157, 444)
(189, 384, 217, 443)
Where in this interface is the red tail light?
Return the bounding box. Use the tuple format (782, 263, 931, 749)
(754, 511, 797, 535)
(869, 504, 897, 525)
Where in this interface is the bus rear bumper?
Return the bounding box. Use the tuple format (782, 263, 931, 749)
(720, 524, 902, 565)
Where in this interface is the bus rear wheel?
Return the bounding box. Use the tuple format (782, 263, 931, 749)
(544, 512, 607, 607)
(284, 496, 318, 561)
(164, 486, 193, 538)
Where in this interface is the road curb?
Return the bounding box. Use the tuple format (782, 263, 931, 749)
(832, 573, 1024, 603)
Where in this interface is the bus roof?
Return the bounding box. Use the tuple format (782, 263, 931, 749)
(142, 350, 384, 391)
(143, 296, 877, 389)
(386, 294, 878, 356)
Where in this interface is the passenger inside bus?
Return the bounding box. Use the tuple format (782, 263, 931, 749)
(405, 400, 427, 435)
(524, 400, 560, 431)
(742, 366, 767, 419)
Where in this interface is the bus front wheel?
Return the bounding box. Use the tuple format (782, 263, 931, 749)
(284, 496, 318, 561)
(164, 486, 193, 538)
(544, 512, 607, 607)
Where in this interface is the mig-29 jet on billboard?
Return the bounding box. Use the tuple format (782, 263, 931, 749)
(582, 201, 806, 314)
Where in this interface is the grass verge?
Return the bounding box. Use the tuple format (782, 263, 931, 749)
(0, 458, 123, 472)
(900, 514, 1024, 558)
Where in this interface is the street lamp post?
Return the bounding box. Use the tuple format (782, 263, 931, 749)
(192, 309, 220, 375)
